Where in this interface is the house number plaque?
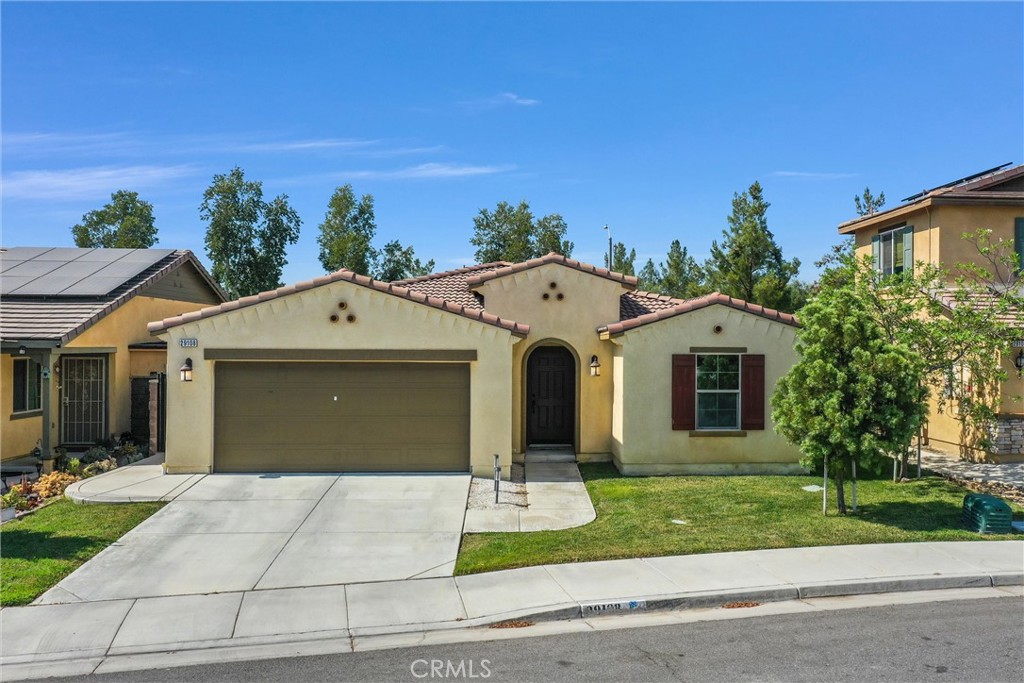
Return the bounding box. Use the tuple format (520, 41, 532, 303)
(180, 338, 199, 348)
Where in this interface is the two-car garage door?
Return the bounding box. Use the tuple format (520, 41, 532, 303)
(214, 362, 470, 472)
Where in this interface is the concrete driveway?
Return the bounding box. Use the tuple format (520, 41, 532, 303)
(38, 473, 471, 604)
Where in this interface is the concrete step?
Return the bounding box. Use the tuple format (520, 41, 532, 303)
(525, 446, 576, 463)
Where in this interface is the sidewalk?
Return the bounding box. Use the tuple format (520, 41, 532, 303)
(2, 541, 1021, 681)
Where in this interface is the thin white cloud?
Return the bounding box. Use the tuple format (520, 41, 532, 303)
(2, 164, 198, 200)
(770, 171, 860, 180)
(346, 162, 517, 180)
(225, 138, 379, 153)
(458, 92, 542, 112)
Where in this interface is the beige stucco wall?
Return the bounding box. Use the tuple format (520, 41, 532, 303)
(1, 354, 43, 460)
(472, 264, 626, 459)
(157, 280, 518, 476)
(612, 304, 804, 475)
(852, 204, 1023, 279)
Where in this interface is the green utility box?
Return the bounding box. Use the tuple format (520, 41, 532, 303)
(961, 493, 1013, 534)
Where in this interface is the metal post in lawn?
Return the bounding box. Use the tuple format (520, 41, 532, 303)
(917, 426, 923, 478)
(852, 459, 857, 513)
(822, 455, 828, 516)
(493, 453, 501, 504)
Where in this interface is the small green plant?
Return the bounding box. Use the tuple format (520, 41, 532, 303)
(65, 458, 83, 477)
(80, 446, 111, 464)
(82, 458, 117, 477)
(1, 488, 32, 512)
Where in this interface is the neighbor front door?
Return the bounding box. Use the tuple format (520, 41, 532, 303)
(527, 346, 575, 445)
(61, 356, 107, 445)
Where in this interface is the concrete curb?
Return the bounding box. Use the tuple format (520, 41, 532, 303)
(3, 570, 1020, 681)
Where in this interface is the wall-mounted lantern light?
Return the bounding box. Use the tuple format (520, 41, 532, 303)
(1015, 350, 1024, 378)
(17, 345, 26, 355)
(589, 355, 601, 377)
(180, 358, 194, 382)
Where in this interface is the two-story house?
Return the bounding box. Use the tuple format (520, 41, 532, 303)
(837, 162, 1024, 461)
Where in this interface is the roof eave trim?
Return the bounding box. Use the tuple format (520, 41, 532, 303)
(466, 253, 639, 290)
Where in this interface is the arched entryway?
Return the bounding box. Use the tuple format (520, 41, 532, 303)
(525, 345, 576, 446)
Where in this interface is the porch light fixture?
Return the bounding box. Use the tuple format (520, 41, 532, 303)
(589, 355, 601, 377)
(1016, 351, 1024, 378)
(179, 358, 194, 382)
(17, 345, 26, 355)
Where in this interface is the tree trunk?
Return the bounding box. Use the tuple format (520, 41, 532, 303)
(899, 441, 911, 481)
(835, 467, 847, 514)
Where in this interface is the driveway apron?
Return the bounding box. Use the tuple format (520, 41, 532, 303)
(36, 473, 471, 604)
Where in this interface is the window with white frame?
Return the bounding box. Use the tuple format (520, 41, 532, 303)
(12, 357, 42, 413)
(696, 354, 740, 429)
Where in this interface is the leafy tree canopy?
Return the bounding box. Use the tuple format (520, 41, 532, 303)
(317, 185, 377, 275)
(200, 167, 301, 298)
(470, 200, 573, 263)
(605, 241, 637, 276)
(772, 280, 928, 513)
(376, 240, 435, 282)
(705, 181, 800, 312)
(71, 191, 158, 249)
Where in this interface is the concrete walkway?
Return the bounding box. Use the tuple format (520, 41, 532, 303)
(463, 456, 596, 533)
(920, 448, 1024, 487)
(2, 541, 1021, 681)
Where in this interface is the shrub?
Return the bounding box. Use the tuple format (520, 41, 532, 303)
(1, 488, 33, 511)
(65, 458, 83, 477)
(82, 458, 117, 477)
(80, 446, 111, 464)
(33, 472, 80, 498)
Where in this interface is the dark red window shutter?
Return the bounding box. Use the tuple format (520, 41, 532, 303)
(672, 354, 696, 430)
(741, 354, 765, 430)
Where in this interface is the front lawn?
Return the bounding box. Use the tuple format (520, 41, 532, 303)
(456, 464, 1022, 575)
(0, 499, 163, 606)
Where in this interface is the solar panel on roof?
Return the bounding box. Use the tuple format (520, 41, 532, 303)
(9, 275, 87, 296)
(0, 276, 37, 295)
(59, 277, 135, 296)
(0, 247, 175, 297)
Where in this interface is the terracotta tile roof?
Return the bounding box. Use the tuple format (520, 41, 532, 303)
(392, 262, 512, 310)
(464, 252, 639, 290)
(0, 249, 224, 345)
(620, 290, 687, 320)
(934, 288, 1024, 327)
(148, 268, 531, 338)
(598, 292, 800, 338)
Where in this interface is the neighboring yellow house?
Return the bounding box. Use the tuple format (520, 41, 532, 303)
(0, 247, 225, 466)
(150, 253, 803, 477)
(837, 162, 1024, 462)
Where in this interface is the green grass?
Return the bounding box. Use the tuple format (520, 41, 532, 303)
(0, 499, 164, 606)
(456, 464, 1022, 575)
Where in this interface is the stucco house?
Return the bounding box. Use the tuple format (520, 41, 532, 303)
(150, 253, 802, 477)
(0, 247, 225, 466)
(838, 162, 1024, 461)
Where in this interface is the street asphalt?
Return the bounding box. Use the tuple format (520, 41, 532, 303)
(40, 596, 1024, 683)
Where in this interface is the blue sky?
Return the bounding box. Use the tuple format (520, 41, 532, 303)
(3, 2, 1022, 284)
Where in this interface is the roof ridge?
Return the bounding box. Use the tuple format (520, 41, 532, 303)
(149, 268, 530, 338)
(391, 261, 514, 285)
(601, 291, 799, 337)
(465, 252, 639, 289)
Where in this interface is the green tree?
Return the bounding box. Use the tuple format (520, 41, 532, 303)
(772, 281, 928, 514)
(200, 167, 301, 298)
(376, 240, 435, 281)
(659, 240, 705, 298)
(853, 187, 886, 216)
(605, 242, 636, 276)
(705, 181, 800, 311)
(470, 200, 573, 263)
(637, 259, 662, 291)
(317, 185, 377, 275)
(71, 191, 158, 248)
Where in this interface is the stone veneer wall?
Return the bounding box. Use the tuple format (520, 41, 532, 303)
(990, 416, 1024, 455)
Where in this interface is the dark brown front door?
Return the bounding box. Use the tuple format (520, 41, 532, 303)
(527, 346, 575, 445)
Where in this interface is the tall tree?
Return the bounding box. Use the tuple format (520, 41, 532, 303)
(376, 240, 435, 281)
(200, 167, 301, 298)
(853, 187, 886, 216)
(772, 280, 927, 514)
(470, 200, 573, 263)
(659, 240, 706, 298)
(605, 241, 636, 276)
(71, 190, 157, 248)
(638, 259, 662, 291)
(705, 181, 800, 311)
(317, 185, 377, 275)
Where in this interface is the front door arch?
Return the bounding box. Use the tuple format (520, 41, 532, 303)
(525, 346, 576, 446)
